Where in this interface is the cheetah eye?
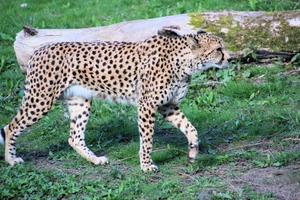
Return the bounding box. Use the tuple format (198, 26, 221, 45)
(216, 47, 222, 52)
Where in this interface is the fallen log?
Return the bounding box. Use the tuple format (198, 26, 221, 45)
(230, 49, 298, 64)
(14, 11, 300, 72)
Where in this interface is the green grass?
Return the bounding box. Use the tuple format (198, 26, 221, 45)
(1, 0, 300, 199)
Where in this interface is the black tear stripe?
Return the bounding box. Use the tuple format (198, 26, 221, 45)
(0, 128, 5, 141)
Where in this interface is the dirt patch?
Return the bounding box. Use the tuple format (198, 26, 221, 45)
(34, 156, 131, 181)
(205, 162, 300, 200)
(190, 149, 300, 199)
(229, 163, 300, 200)
(34, 158, 84, 175)
(220, 138, 300, 155)
(287, 142, 300, 153)
(218, 139, 278, 155)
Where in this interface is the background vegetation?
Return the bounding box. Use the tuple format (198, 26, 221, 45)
(0, 0, 299, 199)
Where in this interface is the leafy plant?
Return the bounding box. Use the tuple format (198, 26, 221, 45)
(0, 32, 14, 42)
(243, 47, 258, 61)
(195, 88, 218, 107)
(216, 68, 236, 83)
(248, 0, 259, 10)
(291, 53, 300, 66)
(0, 56, 15, 73)
(242, 69, 252, 79)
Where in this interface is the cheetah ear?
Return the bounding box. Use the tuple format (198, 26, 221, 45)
(157, 27, 181, 38)
(197, 29, 207, 34)
(187, 36, 200, 50)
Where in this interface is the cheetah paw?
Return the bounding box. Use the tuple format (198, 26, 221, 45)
(92, 156, 109, 165)
(188, 157, 196, 163)
(141, 164, 159, 172)
(6, 157, 24, 166)
(188, 147, 198, 163)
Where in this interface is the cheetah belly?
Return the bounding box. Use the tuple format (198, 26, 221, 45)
(64, 85, 98, 99)
(64, 85, 137, 105)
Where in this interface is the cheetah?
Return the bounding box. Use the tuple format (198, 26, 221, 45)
(0, 28, 230, 172)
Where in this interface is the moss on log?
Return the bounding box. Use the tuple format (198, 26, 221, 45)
(189, 12, 300, 52)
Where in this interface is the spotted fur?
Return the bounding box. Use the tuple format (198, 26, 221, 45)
(1, 29, 229, 172)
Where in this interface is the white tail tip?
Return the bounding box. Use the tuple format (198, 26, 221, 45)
(0, 128, 5, 144)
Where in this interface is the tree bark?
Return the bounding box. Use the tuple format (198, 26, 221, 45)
(14, 11, 300, 72)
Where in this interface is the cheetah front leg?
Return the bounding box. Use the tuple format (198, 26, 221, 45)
(138, 102, 158, 172)
(66, 97, 108, 165)
(158, 104, 199, 163)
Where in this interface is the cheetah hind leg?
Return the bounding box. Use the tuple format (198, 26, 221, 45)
(2, 92, 57, 165)
(66, 97, 108, 165)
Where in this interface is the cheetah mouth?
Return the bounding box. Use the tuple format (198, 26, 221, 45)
(200, 62, 229, 70)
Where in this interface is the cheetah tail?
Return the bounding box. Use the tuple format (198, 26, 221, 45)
(0, 128, 5, 144)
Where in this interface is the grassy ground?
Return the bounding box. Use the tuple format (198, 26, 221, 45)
(0, 0, 300, 199)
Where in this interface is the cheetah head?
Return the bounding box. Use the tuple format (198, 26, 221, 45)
(187, 30, 230, 73)
(158, 28, 230, 75)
